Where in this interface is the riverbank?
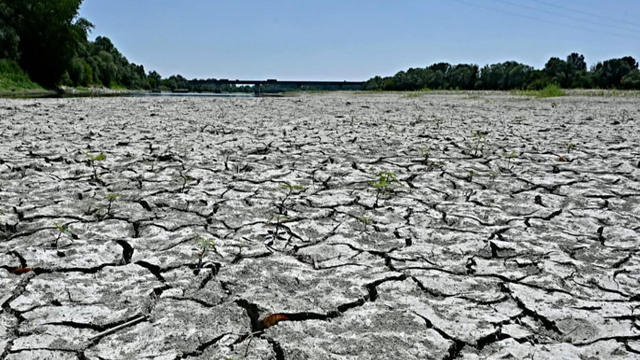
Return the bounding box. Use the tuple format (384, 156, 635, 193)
(3, 85, 640, 99)
(0, 85, 148, 99)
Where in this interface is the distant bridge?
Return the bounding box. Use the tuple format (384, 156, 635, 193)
(189, 79, 366, 94)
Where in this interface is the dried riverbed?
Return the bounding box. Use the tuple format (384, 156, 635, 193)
(1, 92, 640, 359)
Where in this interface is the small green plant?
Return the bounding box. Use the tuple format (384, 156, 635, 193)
(370, 171, 399, 193)
(433, 116, 444, 130)
(86, 153, 106, 162)
(418, 146, 430, 165)
(86, 152, 106, 181)
(52, 222, 74, 247)
(180, 173, 197, 193)
(194, 234, 216, 272)
(349, 112, 356, 126)
(370, 171, 401, 207)
(467, 170, 476, 182)
(105, 193, 122, 216)
(488, 171, 499, 184)
(356, 216, 374, 231)
(278, 183, 304, 215)
(55, 223, 68, 233)
(503, 151, 517, 171)
(469, 131, 488, 158)
(567, 142, 576, 153)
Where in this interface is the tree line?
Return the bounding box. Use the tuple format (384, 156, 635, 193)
(364, 53, 640, 91)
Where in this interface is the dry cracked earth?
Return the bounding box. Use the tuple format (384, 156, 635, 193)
(1, 92, 640, 359)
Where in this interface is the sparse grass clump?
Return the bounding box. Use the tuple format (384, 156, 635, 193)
(513, 84, 566, 98)
(404, 88, 433, 98)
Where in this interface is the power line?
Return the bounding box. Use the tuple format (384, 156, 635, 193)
(532, 0, 640, 31)
(452, 0, 640, 42)
(493, 0, 640, 36)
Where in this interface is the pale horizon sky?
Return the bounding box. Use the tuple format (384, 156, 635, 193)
(79, 0, 640, 81)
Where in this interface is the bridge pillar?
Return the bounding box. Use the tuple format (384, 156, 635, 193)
(254, 84, 262, 96)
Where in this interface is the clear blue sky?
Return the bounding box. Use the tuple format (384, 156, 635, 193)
(79, 0, 640, 80)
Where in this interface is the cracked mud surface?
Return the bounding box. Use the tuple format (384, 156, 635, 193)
(1, 92, 640, 359)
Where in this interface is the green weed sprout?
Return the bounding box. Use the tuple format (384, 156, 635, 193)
(370, 171, 399, 192)
(503, 151, 517, 171)
(567, 142, 576, 153)
(488, 171, 499, 186)
(278, 183, 305, 215)
(180, 174, 197, 193)
(370, 171, 401, 207)
(430, 160, 445, 168)
(86, 152, 106, 180)
(53, 222, 74, 247)
(418, 146, 430, 165)
(270, 213, 290, 241)
(55, 223, 69, 233)
(86, 153, 106, 162)
(356, 216, 374, 231)
(195, 234, 216, 272)
(281, 183, 304, 192)
(106, 193, 122, 216)
(467, 170, 476, 181)
(470, 131, 488, 158)
(433, 117, 444, 130)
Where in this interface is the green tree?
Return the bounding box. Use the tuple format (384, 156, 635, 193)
(477, 61, 533, 90)
(3, 0, 85, 87)
(148, 71, 162, 89)
(0, 3, 20, 60)
(566, 53, 586, 72)
(565, 53, 588, 88)
(447, 64, 478, 90)
(621, 70, 640, 89)
(594, 57, 638, 88)
(544, 57, 568, 87)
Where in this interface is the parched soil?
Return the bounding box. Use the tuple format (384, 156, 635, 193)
(1, 92, 639, 359)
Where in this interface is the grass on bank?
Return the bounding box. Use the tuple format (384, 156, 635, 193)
(0, 59, 44, 93)
(280, 90, 330, 96)
(512, 84, 566, 98)
(403, 88, 435, 98)
(565, 89, 640, 97)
